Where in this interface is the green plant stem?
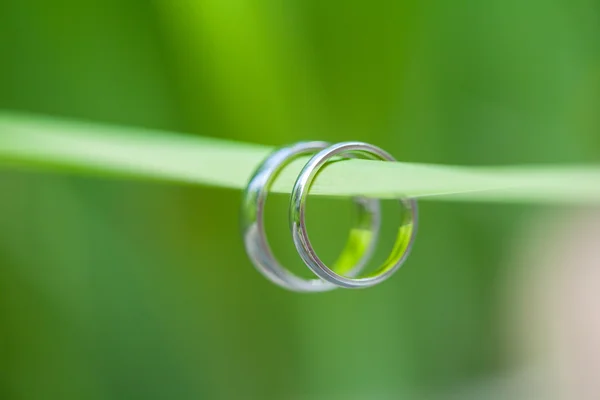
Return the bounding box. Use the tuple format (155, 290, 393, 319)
(1, 110, 599, 203)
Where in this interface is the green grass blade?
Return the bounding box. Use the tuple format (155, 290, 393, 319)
(1, 110, 600, 203)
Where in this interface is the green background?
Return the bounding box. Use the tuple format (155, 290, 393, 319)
(0, 1, 599, 399)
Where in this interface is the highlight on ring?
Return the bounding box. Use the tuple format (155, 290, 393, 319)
(241, 141, 418, 292)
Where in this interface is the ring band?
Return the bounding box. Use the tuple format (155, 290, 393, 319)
(241, 141, 381, 292)
(290, 141, 418, 289)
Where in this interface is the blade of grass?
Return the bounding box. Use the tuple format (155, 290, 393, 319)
(1, 110, 599, 203)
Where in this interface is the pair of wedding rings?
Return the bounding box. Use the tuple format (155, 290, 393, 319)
(241, 141, 418, 292)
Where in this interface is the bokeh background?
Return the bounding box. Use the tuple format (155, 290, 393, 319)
(1, 1, 600, 399)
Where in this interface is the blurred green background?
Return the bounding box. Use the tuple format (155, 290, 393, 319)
(0, 1, 599, 399)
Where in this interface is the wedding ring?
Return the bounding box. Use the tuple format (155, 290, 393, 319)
(241, 141, 381, 292)
(290, 141, 418, 289)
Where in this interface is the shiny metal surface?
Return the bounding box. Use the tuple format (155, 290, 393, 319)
(290, 141, 418, 289)
(241, 141, 381, 292)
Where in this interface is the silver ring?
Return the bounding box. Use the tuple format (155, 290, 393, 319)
(290, 141, 418, 289)
(241, 141, 382, 292)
